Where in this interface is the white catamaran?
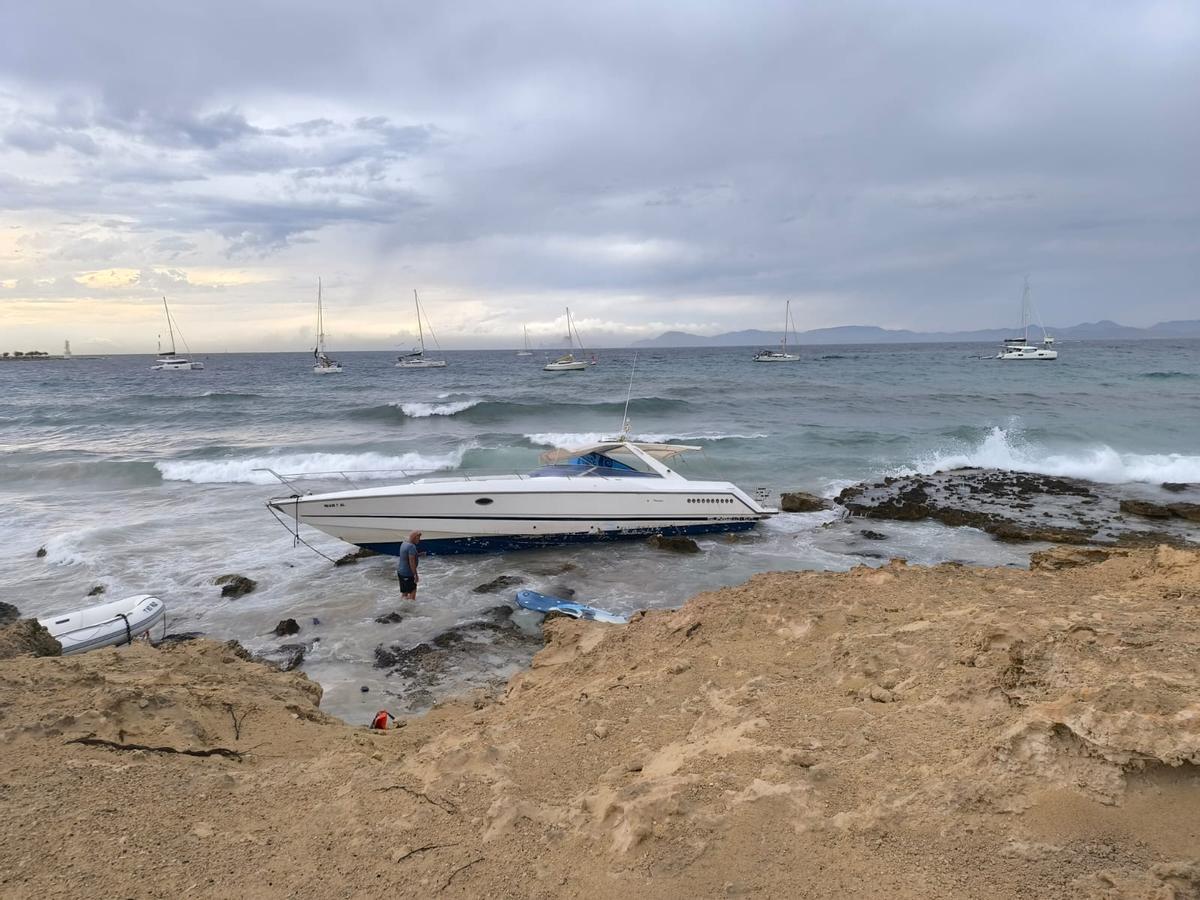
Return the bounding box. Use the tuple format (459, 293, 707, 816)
(996, 277, 1057, 361)
(151, 297, 204, 371)
(396, 290, 447, 368)
(312, 278, 343, 374)
(517, 324, 534, 357)
(753, 300, 800, 362)
(544, 307, 594, 371)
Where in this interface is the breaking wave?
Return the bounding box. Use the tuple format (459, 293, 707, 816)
(904, 425, 1200, 484)
(395, 399, 483, 418)
(156, 447, 471, 485)
(348, 396, 690, 424)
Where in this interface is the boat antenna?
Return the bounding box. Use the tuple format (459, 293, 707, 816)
(619, 352, 638, 440)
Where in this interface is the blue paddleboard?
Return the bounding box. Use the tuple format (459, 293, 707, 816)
(515, 590, 629, 624)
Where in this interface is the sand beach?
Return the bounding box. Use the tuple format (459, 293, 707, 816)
(3, 545, 1198, 898)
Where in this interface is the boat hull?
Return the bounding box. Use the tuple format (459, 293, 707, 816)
(544, 361, 589, 371)
(396, 359, 448, 368)
(313, 364, 344, 374)
(269, 478, 773, 556)
(997, 349, 1058, 360)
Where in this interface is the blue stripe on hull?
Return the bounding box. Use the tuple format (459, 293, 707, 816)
(358, 520, 759, 557)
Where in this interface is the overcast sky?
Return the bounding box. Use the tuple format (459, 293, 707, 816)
(1, 1, 1197, 352)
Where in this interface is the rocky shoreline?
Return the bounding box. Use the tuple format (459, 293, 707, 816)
(836, 467, 1200, 547)
(2, 545, 1199, 897)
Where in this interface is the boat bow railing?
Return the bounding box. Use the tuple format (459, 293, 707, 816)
(254, 463, 636, 493)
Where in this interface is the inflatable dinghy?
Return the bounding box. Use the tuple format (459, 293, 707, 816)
(515, 590, 628, 624)
(38, 594, 166, 656)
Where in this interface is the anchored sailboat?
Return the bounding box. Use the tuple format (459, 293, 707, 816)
(151, 297, 204, 371)
(312, 278, 343, 374)
(544, 307, 594, 371)
(753, 300, 800, 362)
(517, 324, 533, 357)
(996, 277, 1057, 361)
(396, 290, 447, 368)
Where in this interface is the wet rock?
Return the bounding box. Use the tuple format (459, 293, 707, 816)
(472, 574, 525, 594)
(158, 631, 204, 646)
(86, 585, 106, 597)
(0, 620, 62, 659)
(859, 530, 889, 541)
(1030, 547, 1123, 571)
(1161, 482, 1190, 493)
(0, 602, 19, 627)
(273, 618, 300, 637)
(549, 584, 577, 599)
(374, 611, 404, 624)
(989, 522, 1093, 544)
(1112, 530, 1197, 549)
(647, 534, 701, 554)
(780, 491, 830, 513)
(1119, 499, 1172, 519)
(257, 643, 306, 672)
(522, 561, 577, 576)
(221, 640, 254, 662)
(214, 574, 257, 598)
(35, 546, 46, 558)
(334, 547, 379, 567)
(832, 468, 1154, 545)
(374, 605, 541, 702)
(1168, 503, 1200, 523)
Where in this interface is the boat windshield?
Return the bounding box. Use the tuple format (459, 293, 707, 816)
(527, 452, 660, 478)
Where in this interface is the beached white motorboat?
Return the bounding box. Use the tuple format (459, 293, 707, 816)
(544, 307, 595, 372)
(312, 278, 344, 374)
(753, 300, 800, 362)
(396, 290, 447, 368)
(996, 277, 1057, 361)
(38, 594, 166, 656)
(151, 297, 205, 371)
(265, 439, 776, 555)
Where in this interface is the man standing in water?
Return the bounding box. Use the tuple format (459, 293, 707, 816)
(396, 531, 421, 600)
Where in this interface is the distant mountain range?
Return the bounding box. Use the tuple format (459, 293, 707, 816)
(631, 320, 1200, 347)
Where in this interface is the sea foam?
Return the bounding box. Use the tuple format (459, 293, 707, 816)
(905, 425, 1200, 485)
(156, 447, 470, 485)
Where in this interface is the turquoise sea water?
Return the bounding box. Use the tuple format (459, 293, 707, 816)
(3, 340, 1198, 720)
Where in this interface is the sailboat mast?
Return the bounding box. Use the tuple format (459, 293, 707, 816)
(782, 300, 789, 354)
(1022, 276, 1030, 343)
(317, 278, 326, 354)
(163, 297, 176, 354)
(523, 324, 530, 350)
(565, 307, 574, 350)
(414, 290, 425, 352)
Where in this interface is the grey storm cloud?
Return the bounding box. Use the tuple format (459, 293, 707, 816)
(0, 0, 1198, 340)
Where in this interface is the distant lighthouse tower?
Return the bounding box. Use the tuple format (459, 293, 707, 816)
(63, 340, 72, 359)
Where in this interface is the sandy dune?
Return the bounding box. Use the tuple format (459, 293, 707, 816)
(2, 545, 1198, 898)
